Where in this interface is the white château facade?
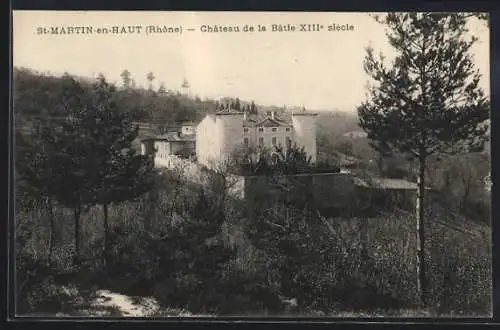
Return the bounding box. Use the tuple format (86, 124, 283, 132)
(196, 109, 318, 168)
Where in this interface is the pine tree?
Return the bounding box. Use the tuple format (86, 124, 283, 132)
(250, 101, 257, 114)
(165, 188, 235, 313)
(22, 74, 157, 266)
(20, 126, 60, 264)
(235, 98, 241, 111)
(120, 69, 132, 88)
(146, 72, 155, 91)
(19, 74, 91, 265)
(357, 13, 489, 305)
(245, 203, 330, 311)
(87, 75, 156, 265)
(158, 82, 167, 95)
(39, 76, 97, 265)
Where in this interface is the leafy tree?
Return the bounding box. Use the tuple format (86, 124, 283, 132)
(357, 13, 489, 305)
(230, 143, 314, 176)
(234, 98, 241, 111)
(271, 143, 312, 175)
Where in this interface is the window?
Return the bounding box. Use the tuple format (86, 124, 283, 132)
(272, 127, 277, 132)
(259, 137, 264, 146)
(244, 138, 249, 147)
(244, 128, 249, 133)
(272, 137, 277, 145)
(258, 127, 264, 132)
(286, 127, 291, 132)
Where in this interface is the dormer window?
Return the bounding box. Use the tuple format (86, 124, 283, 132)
(272, 127, 277, 132)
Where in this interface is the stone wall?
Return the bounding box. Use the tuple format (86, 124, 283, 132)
(230, 172, 419, 215)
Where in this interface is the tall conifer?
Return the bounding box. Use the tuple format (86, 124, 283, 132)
(357, 13, 489, 305)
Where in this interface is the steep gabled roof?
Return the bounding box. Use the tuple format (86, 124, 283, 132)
(255, 117, 291, 127)
(243, 112, 293, 127)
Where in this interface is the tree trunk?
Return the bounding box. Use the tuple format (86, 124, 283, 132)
(73, 207, 81, 266)
(47, 198, 55, 265)
(460, 172, 472, 211)
(377, 154, 385, 176)
(416, 155, 427, 306)
(103, 203, 109, 266)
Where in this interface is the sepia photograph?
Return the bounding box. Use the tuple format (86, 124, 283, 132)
(12, 10, 491, 318)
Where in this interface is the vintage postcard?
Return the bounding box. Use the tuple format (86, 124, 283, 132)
(12, 10, 491, 318)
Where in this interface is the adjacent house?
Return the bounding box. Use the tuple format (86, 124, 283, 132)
(140, 130, 196, 168)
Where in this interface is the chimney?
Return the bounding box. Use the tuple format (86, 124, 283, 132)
(271, 111, 276, 120)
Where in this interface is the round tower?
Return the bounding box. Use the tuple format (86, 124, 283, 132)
(292, 111, 318, 163)
(216, 111, 245, 165)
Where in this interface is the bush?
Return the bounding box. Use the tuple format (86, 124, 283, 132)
(16, 251, 84, 315)
(241, 201, 491, 316)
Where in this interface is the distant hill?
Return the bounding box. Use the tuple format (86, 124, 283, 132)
(13, 67, 221, 134)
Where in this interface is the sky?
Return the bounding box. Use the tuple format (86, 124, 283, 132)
(13, 11, 490, 112)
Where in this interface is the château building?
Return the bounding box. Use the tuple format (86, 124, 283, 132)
(196, 108, 318, 168)
(139, 109, 423, 214)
